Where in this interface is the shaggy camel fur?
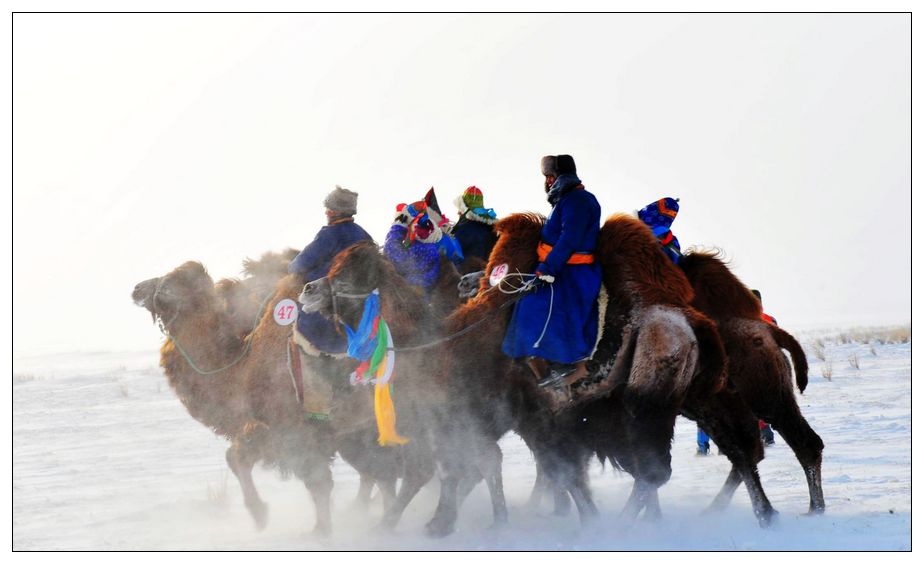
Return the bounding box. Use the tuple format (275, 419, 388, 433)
(133, 260, 405, 535)
(451, 213, 778, 528)
(680, 251, 824, 514)
(299, 245, 467, 535)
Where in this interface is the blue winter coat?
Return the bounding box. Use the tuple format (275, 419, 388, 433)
(288, 220, 374, 353)
(502, 186, 602, 364)
(452, 217, 497, 263)
(383, 224, 442, 291)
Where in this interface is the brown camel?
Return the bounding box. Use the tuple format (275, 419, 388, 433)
(446, 213, 777, 528)
(300, 242, 513, 537)
(132, 260, 408, 535)
(680, 251, 824, 514)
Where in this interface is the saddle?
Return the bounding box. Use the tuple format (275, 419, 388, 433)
(287, 335, 376, 434)
(533, 287, 636, 413)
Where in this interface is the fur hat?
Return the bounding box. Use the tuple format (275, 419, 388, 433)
(638, 197, 680, 236)
(324, 185, 358, 215)
(540, 155, 577, 177)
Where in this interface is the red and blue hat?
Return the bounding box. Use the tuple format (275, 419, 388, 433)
(638, 197, 680, 237)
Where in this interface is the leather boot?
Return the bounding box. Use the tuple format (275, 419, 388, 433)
(526, 357, 548, 382)
(539, 360, 589, 389)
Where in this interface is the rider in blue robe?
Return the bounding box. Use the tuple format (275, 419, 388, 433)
(502, 155, 602, 387)
(288, 186, 373, 354)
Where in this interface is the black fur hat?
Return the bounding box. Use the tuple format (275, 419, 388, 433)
(540, 154, 577, 177)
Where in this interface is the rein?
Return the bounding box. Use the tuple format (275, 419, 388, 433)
(157, 288, 277, 376)
(323, 271, 538, 353)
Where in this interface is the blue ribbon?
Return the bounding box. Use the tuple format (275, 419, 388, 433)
(343, 290, 381, 361)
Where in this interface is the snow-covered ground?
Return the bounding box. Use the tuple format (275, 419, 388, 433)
(12, 331, 910, 550)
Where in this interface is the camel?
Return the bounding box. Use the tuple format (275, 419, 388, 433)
(441, 213, 777, 528)
(680, 251, 825, 514)
(132, 259, 411, 535)
(299, 242, 480, 535)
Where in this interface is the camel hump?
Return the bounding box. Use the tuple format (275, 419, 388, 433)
(680, 251, 763, 320)
(598, 214, 694, 307)
(687, 310, 728, 397)
(768, 324, 810, 393)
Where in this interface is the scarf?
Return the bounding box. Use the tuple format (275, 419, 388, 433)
(342, 290, 409, 446)
(546, 173, 583, 206)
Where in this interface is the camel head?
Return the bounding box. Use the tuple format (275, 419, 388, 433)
(298, 241, 384, 327)
(299, 240, 424, 339)
(485, 213, 545, 288)
(132, 261, 217, 328)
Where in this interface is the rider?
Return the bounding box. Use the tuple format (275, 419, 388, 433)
(288, 186, 373, 354)
(451, 185, 498, 266)
(752, 288, 778, 446)
(638, 197, 682, 265)
(502, 155, 603, 388)
(383, 190, 444, 294)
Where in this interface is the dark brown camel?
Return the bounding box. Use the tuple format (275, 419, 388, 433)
(680, 251, 824, 514)
(449, 213, 778, 528)
(132, 260, 405, 535)
(299, 243, 469, 535)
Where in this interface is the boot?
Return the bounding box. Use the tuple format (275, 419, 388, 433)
(538, 361, 588, 389)
(526, 357, 549, 382)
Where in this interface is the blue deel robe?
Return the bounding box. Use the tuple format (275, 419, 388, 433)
(502, 187, 603, 364)
(383, 224, 442, 292)
(451, 217, 497, 263)
(288, 220, 374, 353)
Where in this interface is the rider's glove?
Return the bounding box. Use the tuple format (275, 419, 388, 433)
(536, 272, 555, 284)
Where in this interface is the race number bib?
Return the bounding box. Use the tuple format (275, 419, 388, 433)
(489, 263, 508, 287)
(273, 299, 298, 326)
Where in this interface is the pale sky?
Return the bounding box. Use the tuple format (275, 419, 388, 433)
(12, 13, 910, 354)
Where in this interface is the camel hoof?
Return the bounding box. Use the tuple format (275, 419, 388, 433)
(425, 515, 455, 538)
(758, 508, 780, 529)
(486, 515, 509, 531)
(310, 523, 332, 539)
(247, 501, 269, 531)
(376, 514, 398, 533)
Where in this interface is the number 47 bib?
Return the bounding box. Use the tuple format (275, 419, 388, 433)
(273, 299, 298, 326)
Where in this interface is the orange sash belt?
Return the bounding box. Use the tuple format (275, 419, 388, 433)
(537, 242, 595, 265)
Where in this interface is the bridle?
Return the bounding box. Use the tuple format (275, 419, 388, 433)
(303, 276, 373, 327)
(151, 277, 180, 334)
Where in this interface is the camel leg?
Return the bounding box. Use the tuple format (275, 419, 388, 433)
(474, 442, 508, 528)
(643, 487, 662, 521)
(298, 461, 334, 537)
(526, 460, 547, 511)
(527, 461, 572, 516)
(689, 390, 778, 528)
(226, 444, 269, 530)
(533, 444, 597, 524)
(566, 475, 598, 524)
(553, 484, 573, 517)
(621, 480, 657, 522)
(767, 409, 826, 514)
(375, 476, 398, 515)
(456, 470, 482, 507)
(706, 468, 743, 512)
(426, 471, 461, 538)
(379, 443, 435, 530)
(353, 472, 375, 510)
